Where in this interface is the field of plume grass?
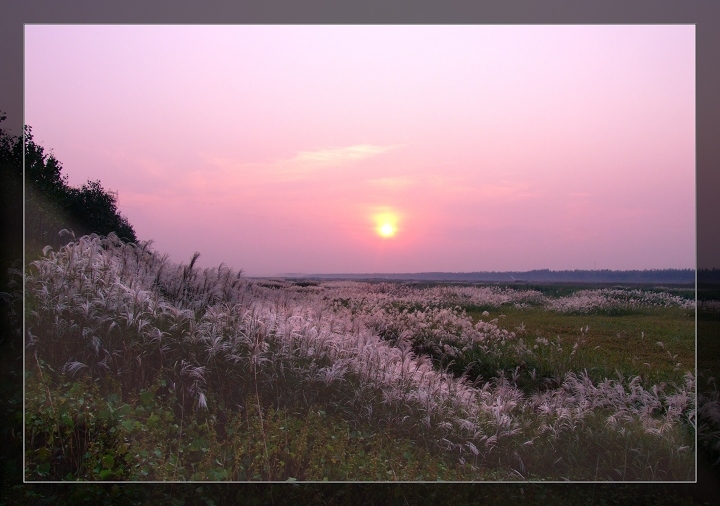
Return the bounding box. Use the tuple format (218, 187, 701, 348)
(21, 233, 708, 481)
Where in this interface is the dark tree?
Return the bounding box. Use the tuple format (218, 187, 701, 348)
(0, 119, 138, 258)
(67, 180, 137, 242)
(23, 126, 75, 253)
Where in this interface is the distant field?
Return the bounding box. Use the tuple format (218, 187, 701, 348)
(23, 235, 706, 482)
(468, 305, 694, 386)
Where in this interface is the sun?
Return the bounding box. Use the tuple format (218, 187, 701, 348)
(378, 222, 397, 238)
(373, 210, 399, 239)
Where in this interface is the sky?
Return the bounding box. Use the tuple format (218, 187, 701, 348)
(24, 25, 695, 277)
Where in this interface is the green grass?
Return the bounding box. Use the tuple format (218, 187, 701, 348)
(25, 370, 493, 482)
(30, 366, 695, 482)
(466, 306, 695, 387)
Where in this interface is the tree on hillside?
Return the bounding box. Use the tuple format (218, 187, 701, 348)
(0, 119, 137, 257)
(67, 180, 136, 242)
(23, 126, 76, 251)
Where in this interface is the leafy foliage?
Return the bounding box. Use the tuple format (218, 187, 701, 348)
(0, 122, 138, 257)
(67, 180, 136, 243)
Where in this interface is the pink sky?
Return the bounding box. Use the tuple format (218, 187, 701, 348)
(24, 25, 695, 276)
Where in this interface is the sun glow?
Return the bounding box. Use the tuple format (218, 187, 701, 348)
(373, 211, 399, 239)
(378, 223, 396, 238)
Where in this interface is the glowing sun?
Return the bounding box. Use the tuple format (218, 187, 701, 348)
(378, 222, 397, 238)
(373, 210, 399, 239)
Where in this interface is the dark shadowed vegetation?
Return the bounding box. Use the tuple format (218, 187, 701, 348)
(0, 119, 137, 261)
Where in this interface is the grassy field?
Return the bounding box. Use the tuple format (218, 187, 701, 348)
(469, 305, 695, 387)
(21, 235, 703, 482)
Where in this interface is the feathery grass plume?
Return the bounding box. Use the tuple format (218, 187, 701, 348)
(24, 234, 698, 480)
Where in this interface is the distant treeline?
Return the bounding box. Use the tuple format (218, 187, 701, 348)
(305, 269, 697, 284)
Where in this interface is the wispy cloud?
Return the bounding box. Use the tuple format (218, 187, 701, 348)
(203, 144, 406, 184)
(292, 144, 404, 166)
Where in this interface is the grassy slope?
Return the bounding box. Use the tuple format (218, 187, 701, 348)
(18, 243, 700, 484)
(13, 276, 716, 502)
(24, 304, 697, 482)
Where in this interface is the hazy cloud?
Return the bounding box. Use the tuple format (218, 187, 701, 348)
(292, 144, 404, 166)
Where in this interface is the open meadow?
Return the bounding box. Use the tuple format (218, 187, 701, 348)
(22, 234, 708, 482)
